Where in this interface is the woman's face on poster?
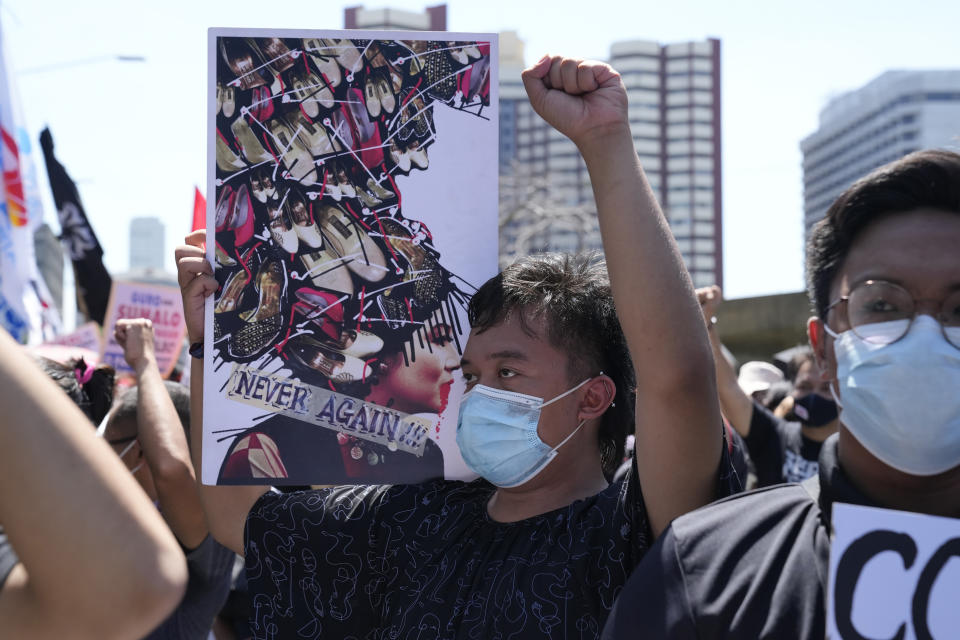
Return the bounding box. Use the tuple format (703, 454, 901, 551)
(378, 325, 460, 415)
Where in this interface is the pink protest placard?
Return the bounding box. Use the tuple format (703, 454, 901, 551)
(100, 281, 187, 378)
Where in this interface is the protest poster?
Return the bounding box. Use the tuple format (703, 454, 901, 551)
(828, 502, 960, 640)
(100, 280, 187, 378)
(203, 30, 498, 485)
(30, 321, 102, 365)
(44, 321, 102, 352)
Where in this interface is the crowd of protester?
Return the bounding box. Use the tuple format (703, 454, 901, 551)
(1, 52, 957, 640)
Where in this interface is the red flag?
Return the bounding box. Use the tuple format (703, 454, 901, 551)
(191, 186, 206, 231)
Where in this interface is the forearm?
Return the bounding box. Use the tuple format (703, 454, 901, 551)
(706, 326, 753, 437)
(190, 355, 266, 555)
(580, 129, 721, 535)
(134, 358, 209, 548)
(0, 333, 186, 637)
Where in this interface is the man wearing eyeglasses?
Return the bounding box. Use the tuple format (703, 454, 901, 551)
(603, 149, 960, 640)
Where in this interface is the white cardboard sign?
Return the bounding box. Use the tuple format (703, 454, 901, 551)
(828, 502, 960, 640)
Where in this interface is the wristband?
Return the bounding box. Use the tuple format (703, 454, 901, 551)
(189, 341, 204, 359)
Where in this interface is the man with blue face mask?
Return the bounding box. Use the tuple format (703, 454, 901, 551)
(603, 149, 960, 640)
(176, 54, 740, 639)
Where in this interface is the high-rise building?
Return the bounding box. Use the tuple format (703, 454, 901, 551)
(129, 216, 165, 271)
(801, 70, 960, 241)
(501, 37, 723, 288)
(344, 4, 447, 30)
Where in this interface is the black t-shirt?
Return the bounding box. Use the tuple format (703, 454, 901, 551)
(244, 446, 741, 639)
(602, 434, 875, 640)
(745, 402, 822, 486)
(0, 527, 16, 589)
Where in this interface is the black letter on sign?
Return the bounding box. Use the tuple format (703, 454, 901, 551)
(834, 530, 917, 640)
(912, 537, 960, 640)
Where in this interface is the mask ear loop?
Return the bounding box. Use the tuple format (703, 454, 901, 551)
(541, 371, 605, 408)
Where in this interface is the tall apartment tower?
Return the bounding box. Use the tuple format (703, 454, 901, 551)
(801, 70, 960, 242)
(129, 216, 165, 271)
(344, 4, 447, 30)
(501, 37, 723, 288)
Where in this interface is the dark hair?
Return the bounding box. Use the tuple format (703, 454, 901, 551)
(34, 356, 115, 426)
(786, 346, 814, 383)
(806, 149, 960, 319)
(762, 380, 793, 412)
(111, 381, 192, 436)
(468, 252, 636, 477)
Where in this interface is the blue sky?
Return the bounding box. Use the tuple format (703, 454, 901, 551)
(4, 0, 959, 317)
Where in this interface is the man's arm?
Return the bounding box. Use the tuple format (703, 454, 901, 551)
(116, 318, 209, 549)
(523, 57, 722, 537)
(177, 230, 266, 555)
(0, 329, 187, 639)
(696, 285, 753, 437)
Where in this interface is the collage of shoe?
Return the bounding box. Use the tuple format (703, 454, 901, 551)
(212, 36, 492, 484)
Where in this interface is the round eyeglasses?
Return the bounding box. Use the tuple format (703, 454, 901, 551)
(825, 280, 960, 348)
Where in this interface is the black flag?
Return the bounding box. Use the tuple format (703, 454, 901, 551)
(39, 127, 112, 325)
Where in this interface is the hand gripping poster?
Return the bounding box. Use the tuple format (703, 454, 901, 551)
(203, 30, 498, 485)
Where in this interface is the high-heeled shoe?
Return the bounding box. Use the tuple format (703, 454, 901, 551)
(220, 38, 270, 90)
(239, 260, 285, 322)
(230, 183, 256, 247)
(231, 116, 271, 165)
(288, 335, 371, 382)
(329, 38, 362, 75)
(302, 38, 342, 89)
(293, 286, 344, 341)
(366, 178, 394, 201)
(215, 267, 251, 313)
(336, 329, 383, 359)
(266, 202, 299, 254)
(222, 84, 236, 118)
(374, 72, 396, 115)
(389, 141, 412, 173)
(285, 111, 340, 158)
(408, 140, 429, 170)
(268, 119, 318, 186)
(342, 87, 385, 169)
(215, 186, 235, 231)
(364, 74, 382, 119)
(333, 162, 356, 199)
(299, 249, 354, 295)
(422, 42, 457, 101)
(378, 218, 427, 270)
(286, 193, 324, 249)
(251, 37, 295, 73)
(230, 260, 286, 359)
(216, 133, 246, 172)
(317, 204, 387, 283)
(215, 243, 237, 267)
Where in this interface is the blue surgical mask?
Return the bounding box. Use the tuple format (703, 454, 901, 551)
(826, 315, 960, 476)
(456, 377, 595, 488)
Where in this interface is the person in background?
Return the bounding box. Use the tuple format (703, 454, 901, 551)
(0, 327, 187, 639)
(698, 285, 838, 485)
(604, 148, 960, 639)
(106, 318, 236, 640)
(737, 360, 784, 402)
(175, 53, 739, 638)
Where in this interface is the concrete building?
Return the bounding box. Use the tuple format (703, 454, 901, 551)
(500, 37, 723, 288)
(344, 4, 446, 30)
(801, 70, 960, 241)
(129, 216, 165, 271)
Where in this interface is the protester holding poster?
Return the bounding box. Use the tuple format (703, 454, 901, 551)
(177, 51, 738, 638)
(603, 150, 960, 639)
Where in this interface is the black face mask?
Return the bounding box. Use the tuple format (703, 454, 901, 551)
(786, 393, 838, 427)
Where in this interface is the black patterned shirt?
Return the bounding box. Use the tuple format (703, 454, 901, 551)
(244, 446, 740, 640)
